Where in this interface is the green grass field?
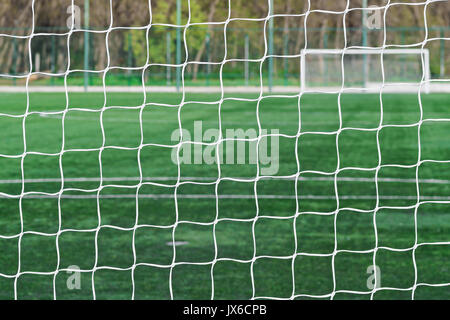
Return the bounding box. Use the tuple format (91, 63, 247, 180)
(0, 91, 449, 300)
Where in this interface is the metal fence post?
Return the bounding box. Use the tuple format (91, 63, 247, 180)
(362, 0, 368, 88)
(440, 27, 445, 78)
(284, 33, 288, 86)
(128, 32, 133, 86)
(12, 37, 17, 86)
(51, 35, 56, 86)
(206, 33, 210, 87)
(268, 0, 274, 92)
(84, 0, 90, 92)
(245, 34, 249, 86)
(167, 31, 171, 85)
(176, 0, 181, 91)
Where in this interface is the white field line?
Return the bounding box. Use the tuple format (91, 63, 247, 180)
(2, 176, 448, 200)
(0, 177, 450, 201)
(37, 113, 337, 127)
(2, 194, 450, 201)
(0, 83, 450, 93)
(0, 176, 449, 185)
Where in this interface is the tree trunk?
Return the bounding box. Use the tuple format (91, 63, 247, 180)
(192, 0, 220, 80)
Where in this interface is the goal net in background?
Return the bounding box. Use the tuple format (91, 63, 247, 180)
(0, 0, 449, 301)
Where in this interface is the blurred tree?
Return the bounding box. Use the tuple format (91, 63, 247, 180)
(0, 0, 447, 79)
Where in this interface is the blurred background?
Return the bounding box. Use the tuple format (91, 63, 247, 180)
(0, 0, 448, 89)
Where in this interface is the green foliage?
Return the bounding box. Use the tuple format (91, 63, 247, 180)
(123, 0, 208, 65)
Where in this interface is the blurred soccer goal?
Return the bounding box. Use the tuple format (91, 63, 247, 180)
(301, 49, 431, 93)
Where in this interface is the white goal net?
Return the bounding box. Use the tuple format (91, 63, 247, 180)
(0, 0, 449, 301)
